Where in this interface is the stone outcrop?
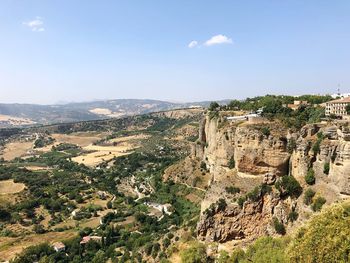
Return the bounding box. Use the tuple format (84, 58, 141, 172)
(197, 191, 291, 242)
(193, 115, 350, 243)
(195, 116, 290, 179)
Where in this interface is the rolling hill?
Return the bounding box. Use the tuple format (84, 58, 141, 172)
(0, 99, 229, 128)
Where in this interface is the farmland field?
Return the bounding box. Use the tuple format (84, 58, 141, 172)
(0, 179, 25, 195)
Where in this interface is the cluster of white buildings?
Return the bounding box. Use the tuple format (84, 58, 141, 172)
(325, 97, 350, 117)
(226, 108, 263, 122)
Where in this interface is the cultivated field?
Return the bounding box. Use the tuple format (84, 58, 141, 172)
(0, 141, 33, 161)
(0, 179, 25, 195)
(71, 134, 147, 166)
(72, 144, 135, 166)
(0, 231, 76, 261)
(51, 132, 106, 147)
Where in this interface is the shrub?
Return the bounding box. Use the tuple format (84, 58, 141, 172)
(33, 224, 46, 234)
(275, 175, 302, 198)
(208, 102, 220, 111)
(237, 196, 246, 208)
(287, 202, 350, 263)
(312, 196, 326, 212)
(225, 186, 240, 195)
(312, 132, 324, 154)
(305, 169, 315, 185)
(346, 104, 350, 115)
(162, 238, 170, 248)
(217, 198, 227, 211)
(273, 217, 286, 235)
(228, 156, 235, 169)
(200, 162, 207, 171)
(323, 162, 330, 175)
(287, 138, 296, 153)
(288, 211, 299, 222)
(261, 127, 271, 137)
(244, 237, 288, 263)
(247, 186, 261, 202)
(180, 242, 207, 263)
(303, 189, 315, 205)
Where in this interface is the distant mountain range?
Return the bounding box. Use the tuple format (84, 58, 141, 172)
(0, 99, 229, 128)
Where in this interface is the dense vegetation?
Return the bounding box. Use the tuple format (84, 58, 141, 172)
(210, 94, 332, 129)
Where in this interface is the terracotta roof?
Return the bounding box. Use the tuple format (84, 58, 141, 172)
(327, 97, 350, 104)
(53, 242, 65, 249)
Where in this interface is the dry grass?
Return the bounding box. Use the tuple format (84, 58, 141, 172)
(0, 114, 34, 126)
(72, 143, 137, 166)
(0, 141, 33, 161)
(0, 231, 76, 261)
(109, 134, 150, 143)
(38, 132, 108, 153)
(51, 132, 106, 147)
(0, 179, 25, 195)
(35, 206, 52, 228)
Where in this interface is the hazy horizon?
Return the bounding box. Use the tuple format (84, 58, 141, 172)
(1, 1, 350, 104)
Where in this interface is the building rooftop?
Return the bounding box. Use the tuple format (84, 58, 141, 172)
(52, 242, 65, 249)
(327, 97, 350, 104)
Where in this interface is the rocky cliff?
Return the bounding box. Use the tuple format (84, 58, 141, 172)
(193, 114, 350, 243)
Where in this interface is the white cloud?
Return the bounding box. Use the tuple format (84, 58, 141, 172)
(23, 17, 45, 32)
(204, 34, 232, 46)
(188, 40, 198, 48)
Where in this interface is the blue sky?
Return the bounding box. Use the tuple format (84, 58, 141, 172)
(0, 0, 350, 104)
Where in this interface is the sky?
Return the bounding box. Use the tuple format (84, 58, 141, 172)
(0, 0, 350, 104)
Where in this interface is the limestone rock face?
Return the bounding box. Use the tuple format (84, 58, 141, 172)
(330, 141, 350, 195)
(193, 116, 350, 244)
(234, 126, 290, 176)
(197, 192, 288, 242)
(197, 116, 290, 180)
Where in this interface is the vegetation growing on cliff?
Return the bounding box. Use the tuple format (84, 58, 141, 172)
(215, 201, 350, 263)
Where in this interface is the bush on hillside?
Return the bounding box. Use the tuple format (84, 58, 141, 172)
(305, 169, 315, 185)
(261, 127, 271, 137)
(228, 156, 235, 169)
(273, 217, 286, 235)
(218, 237, 288, 263)
(275, 175, 302, 198)
(180, 242, 207, 263)
(225, 186, 240, 195)
(287, 211, 299, 222)
(312, 196, 326, 212)
(323, 162, 330, 175)
(303, 189, 315, 205)
(287, 202, 350, 262)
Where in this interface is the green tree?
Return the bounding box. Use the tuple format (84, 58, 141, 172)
(244, 236, 288, 263)
(303, 189, 315, 205)
(305, 169, 315, 185)
(228, 156, 235, 169)
(92, 250, 106, 263)
(346, 104, 350, 115)
(180, 242, 207, 263)
(323, 162, 330, 175)
(288, 202, 350, 263)
(273, 217, 286, 235)
(312, 196, 326, 212)
(208, 102, 220, 111)
(275, 175, 302, 198)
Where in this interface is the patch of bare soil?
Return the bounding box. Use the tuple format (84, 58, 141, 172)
(0, 141, 33, 161)
(0, 179, 25, 195)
